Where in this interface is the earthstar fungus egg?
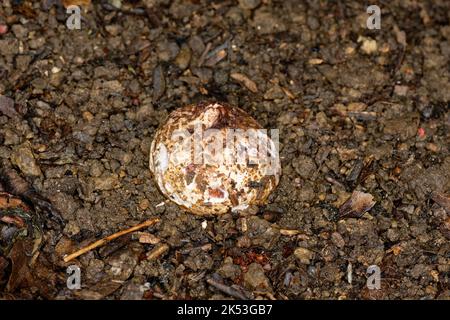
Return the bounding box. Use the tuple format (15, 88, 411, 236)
(149, 102, 281, 215)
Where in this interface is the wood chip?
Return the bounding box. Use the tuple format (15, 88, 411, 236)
(347, 111, 378, 121)
(138, 232, 160, 244)
(204, 49, 227, 67)
(279, 229, 301, 236)
(198, 42, 212, 67)
(62, 0, 91, 8)
(297, 234, 310, 241)
(281, 87, 295, 100)
(240, 217, 248, 232)
(230, 72, 258, 93)
(152, 64, 166, 102)
(308, 58, 323, 65)
(393, 24, 407, 47)
(147, 243, 169, 260)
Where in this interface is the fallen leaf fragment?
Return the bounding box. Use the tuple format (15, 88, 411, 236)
(0, 193, 29, 211)
(339, 191, 376, 218)
(0, 215, 26, 228)
(6, 240, 34, 292)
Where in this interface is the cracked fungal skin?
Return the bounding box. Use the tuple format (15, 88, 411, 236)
(149, 102, 281, 215)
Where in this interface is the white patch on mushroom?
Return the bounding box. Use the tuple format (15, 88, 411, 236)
(156, 143, 169, 172)
(231, 203, 249, 212)
(183, 181, 203, 205)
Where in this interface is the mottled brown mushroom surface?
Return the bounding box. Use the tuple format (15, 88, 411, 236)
(149, 102, 281, 215)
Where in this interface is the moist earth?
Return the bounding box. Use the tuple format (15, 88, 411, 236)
(0, 0, 449, 299)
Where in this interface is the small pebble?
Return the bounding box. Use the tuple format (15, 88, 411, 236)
(238, 0, 260, 10)
(0, 25, 8, 35)
(294, 247, 314, 264)
(139, 198, 150, 210)
(243, 263, 271, 289)
(358, 36, 377, 54)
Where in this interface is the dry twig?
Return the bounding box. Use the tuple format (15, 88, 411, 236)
(63, 218, 160, 262)
(206, 278, 249, 300)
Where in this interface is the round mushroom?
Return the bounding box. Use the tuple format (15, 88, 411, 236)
(149, 102, 281, 215)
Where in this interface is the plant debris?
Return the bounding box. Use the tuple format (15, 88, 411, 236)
(0, 96, 17, 118)
(61, 0, 91, 8)
(64, 218, 160, 262)
(339, 191, 376, 218)
(0, 0, 449, 300)
(230, 73, 258, 93)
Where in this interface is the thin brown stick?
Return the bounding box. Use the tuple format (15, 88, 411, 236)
(206, 278, 249, 300)
(63, 218, 160, 263)
(198, 42, 212, 67)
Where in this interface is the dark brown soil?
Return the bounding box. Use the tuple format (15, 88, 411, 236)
(0, 0, 449, 300)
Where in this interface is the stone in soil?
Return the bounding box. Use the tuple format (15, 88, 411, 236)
(294, 247, 314, 265)
(243, 263, 271, 290)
